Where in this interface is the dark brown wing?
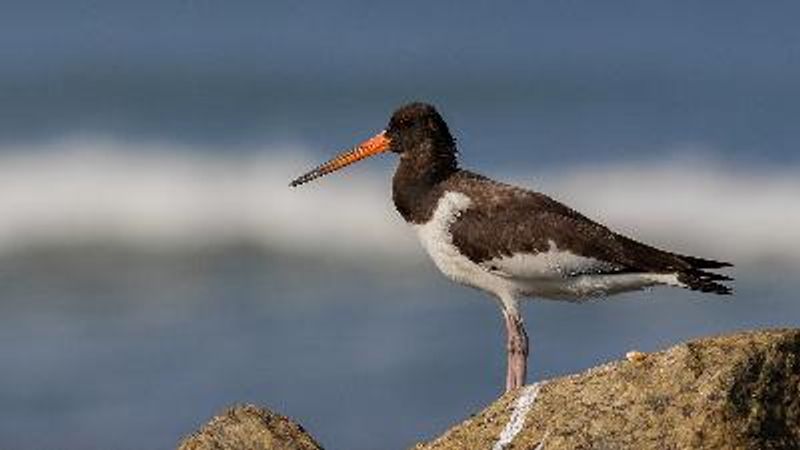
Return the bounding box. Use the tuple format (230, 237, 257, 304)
(444, 171, 733, 294)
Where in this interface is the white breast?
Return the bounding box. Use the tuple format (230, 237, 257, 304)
(413, 191, 518, 306)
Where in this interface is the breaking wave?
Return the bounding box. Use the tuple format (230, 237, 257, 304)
(1, 137, 798, 269)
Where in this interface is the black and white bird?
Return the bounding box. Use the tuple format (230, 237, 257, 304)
(290, 102, 733, 392)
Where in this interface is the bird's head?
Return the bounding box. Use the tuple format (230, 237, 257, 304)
(386, 102, 455, 156)
(289, 102, 456, 187)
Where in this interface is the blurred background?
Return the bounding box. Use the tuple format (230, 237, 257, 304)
(1, 2, 799, 449)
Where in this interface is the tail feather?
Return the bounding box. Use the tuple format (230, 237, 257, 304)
(678, 269, 733, 295)
(675, 254, 734, 295)
(694, 271, 733, 282)
(677, 254, 733, 269)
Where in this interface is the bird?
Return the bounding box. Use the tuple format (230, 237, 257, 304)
(289, 102, 733, 392)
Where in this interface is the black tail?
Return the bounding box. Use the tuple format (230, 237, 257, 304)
(675, 254, 734, 295)
(678, 254, 733, 270)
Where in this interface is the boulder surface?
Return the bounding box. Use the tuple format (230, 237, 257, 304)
(413, 328, 800, 450)
(176, 329, 799, 450)
(178, 404, 324, 450)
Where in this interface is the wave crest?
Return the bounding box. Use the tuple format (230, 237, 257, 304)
(1, 138, 797, 269)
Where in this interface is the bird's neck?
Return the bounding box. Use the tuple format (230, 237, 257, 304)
(392, 143, 458, 224)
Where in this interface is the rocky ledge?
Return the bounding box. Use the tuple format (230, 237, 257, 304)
(178, 328, 800, 450)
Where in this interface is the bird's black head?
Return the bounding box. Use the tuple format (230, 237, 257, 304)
(386, 102, 456, 156)
(288, 101, 457, 188)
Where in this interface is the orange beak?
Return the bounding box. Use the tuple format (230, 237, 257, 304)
(289, 132, 392, 187)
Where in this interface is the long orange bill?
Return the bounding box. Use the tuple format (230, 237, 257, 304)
(289, 132, 392, 187)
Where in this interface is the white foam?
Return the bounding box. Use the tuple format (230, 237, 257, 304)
(0, 137, 415, 260)
(0, 137, 798, 270)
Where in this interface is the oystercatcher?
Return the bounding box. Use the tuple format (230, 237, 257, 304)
(290, 102, 733, 392)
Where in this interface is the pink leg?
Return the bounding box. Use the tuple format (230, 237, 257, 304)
(503, 310, 529, 392)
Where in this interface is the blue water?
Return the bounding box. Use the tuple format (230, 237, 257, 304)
(1, 2, 799, 449)
(1, 251, 795, 450)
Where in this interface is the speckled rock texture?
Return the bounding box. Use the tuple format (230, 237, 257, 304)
(413, 329, 800, 450)
(178, 404, 324, 450)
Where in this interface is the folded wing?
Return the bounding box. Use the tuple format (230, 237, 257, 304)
(445, 171, 733, 294)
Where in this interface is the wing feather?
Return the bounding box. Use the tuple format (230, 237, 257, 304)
(444, 171, 732, 290)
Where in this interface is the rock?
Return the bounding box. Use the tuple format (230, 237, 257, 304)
(413, 328, 800, 450)
(178, 404, 324, 450)
(176, 330, 799, 450)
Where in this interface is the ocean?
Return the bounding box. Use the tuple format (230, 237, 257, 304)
(1, 2, 799, 449)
